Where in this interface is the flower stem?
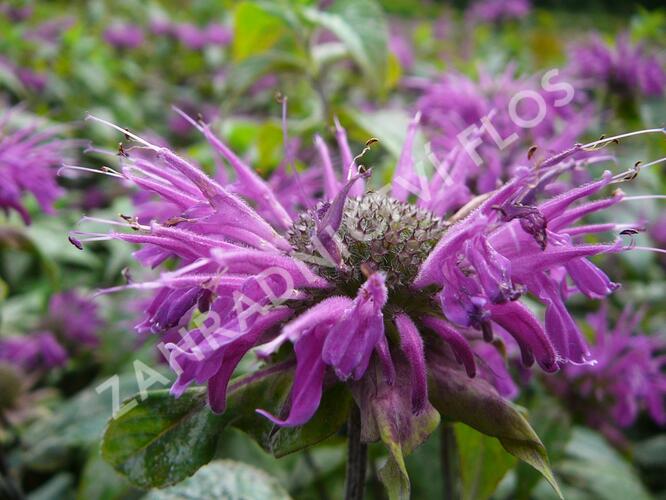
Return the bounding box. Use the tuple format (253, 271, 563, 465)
(345, 404, 367, 500)
(441, 421, 459, 500)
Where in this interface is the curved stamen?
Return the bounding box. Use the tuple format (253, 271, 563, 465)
(57, 164, 124, 178)
(581, 128, 665, 150)
(85, 115, 156, 149)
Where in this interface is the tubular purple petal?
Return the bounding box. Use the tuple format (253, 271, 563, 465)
(395, 313, 428, 414)
(489, 301, 558, 372)
(423, 316, 477, 377)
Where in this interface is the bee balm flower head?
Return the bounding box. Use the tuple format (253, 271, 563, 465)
(71, 112, 665, 484)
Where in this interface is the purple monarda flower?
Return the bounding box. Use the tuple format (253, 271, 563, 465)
(72, 114, 664, 458)
(46, 291, 102, 348)
(547, 304, 665, 445)
(466, 0, 530, 24)
(0, 291, 102, 373)
(0, 332, 67, 372)
(0, 57, 48, 92)
(0, 109, 69, 224)
(173, 23, 208, 50)
(204, 23, 232, 46)
(649, 214, 666, 248)
(150, 19, 232, 50)
(389, 25, 414, 71)
(570, 33, 666, 98)
(415, 68, 591, 211)
(104, 23, 145, 50)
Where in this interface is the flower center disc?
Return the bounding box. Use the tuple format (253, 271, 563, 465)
(288, 193, 448, 297)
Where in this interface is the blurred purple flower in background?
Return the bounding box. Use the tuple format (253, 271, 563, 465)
(47, 291, 102, 348)
(548, 304, 665, 445)
(0, 290, 102, 374)
(467, 0, 531, 24)
(0, 332, 67, 372)
(148, 18, 232, 50)
(414, 67, 592, 211)
(570, 33, 666, 98)
(649, 214, 666, 248)
(173, 23, 208, 50)
(149, 17, 173, 37)
(0, 57, 49, 92)
(389, 25, 415, 71)
(0, 109, 71, 224)
(104, 23, 145, 50)
(204, 23, 232, 46)
(0, 4, 33, 22)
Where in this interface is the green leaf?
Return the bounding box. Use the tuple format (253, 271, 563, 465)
(514, 395, 572, 499)
(455, 424, 516, 500)
(269, 383, 351, 457)
(257, 122, 286, 169)
(226, 52, 306, 95)
(233, 2, 290, 61)
(144, 460, 291, 500)
(343, 108, 425, 159)
(403, 425, 444, 497)
(101, 389, 224, 489)
(303, 0, 388, 90)
(429, 364, 562, 499)
(0, 226, 60, 290)
(101, 364, 294, 489)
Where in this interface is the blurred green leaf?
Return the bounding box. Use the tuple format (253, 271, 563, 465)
(0, 277, 7, 302)
(144, 460, 291, 500)
(456, 424, 516, 500)
(77, 451, 136, 500)
(233, 2, 291, 61)
(257, 121, 286, 169)
(635, 435, 666, 468)
(22, 373, 139, 470)
(303, 0, 388, 90)
(558, 428, 652, 500)
(533, 428, 652, 500)
(226, 52, 306, 95)
(343, 108, 424, 159)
